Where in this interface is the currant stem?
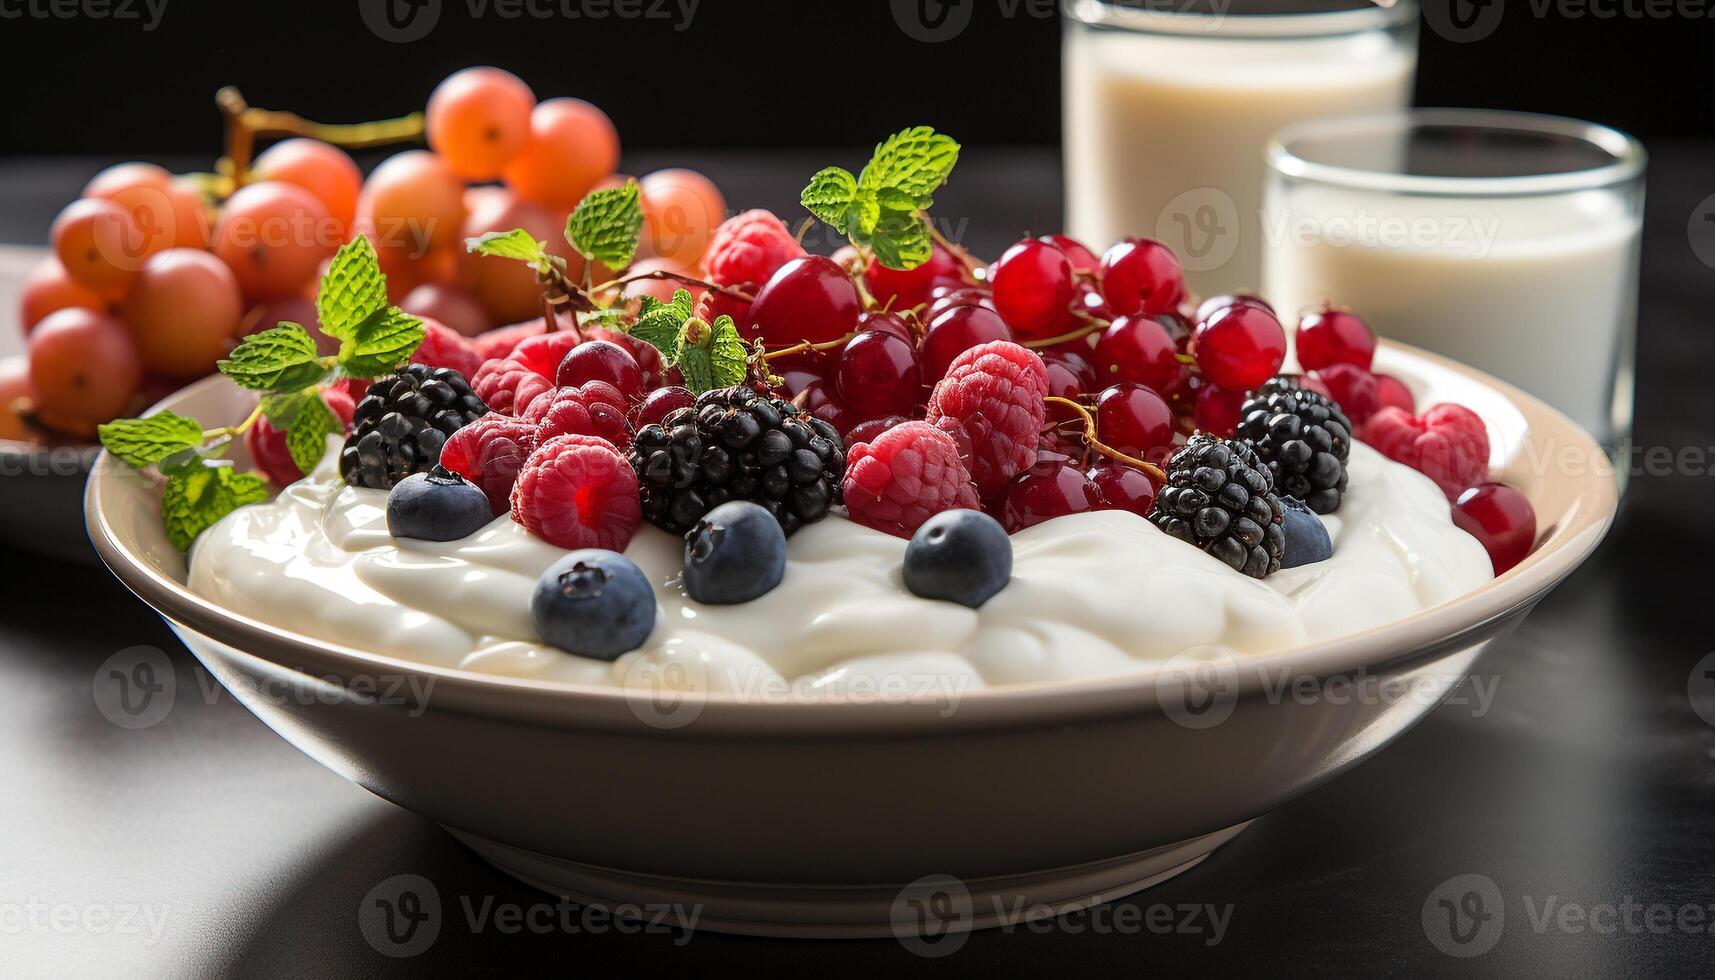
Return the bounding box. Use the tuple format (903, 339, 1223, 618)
(925, 220, 985, 280)
(762, 330, 860, 361)
(593, 269, 754, 304)
(217, 86, 424, 188)
(1021, 309, 1110, 350)
(1043, 396, 1167, 483)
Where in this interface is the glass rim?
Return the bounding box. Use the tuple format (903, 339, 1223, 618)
(1062, 0, 1419, 39)
(1267, 108, 1649, 198)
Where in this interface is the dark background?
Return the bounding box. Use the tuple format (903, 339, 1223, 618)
(1, 0, 1711, 160)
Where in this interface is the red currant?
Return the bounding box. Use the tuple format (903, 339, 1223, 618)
(922, 304, 1011, 383)
(845, 415, 909, 446)
(1193, 382, 1246, 437)
(1094, 315, 1180, 390)
(857, 310, 914, 343)
(999, 459, 1104, 532)
(1312, 363, 1382, 425)
(1193, 293, 1274, 326)
(634, 385, 695, 428)
(794, 379, 853, 435)
(926, 286, 995, 320)
(1098, 237, 1184, 317)
(745, 255, 860, 346)
(1452, 482, 1537, 574)
(991, 238, 1075, 340)
(864, 241, 965, 312)
(1296, 306, 1377, 371)
(834, 329, 921, 417)
(1088, 461, 1158, 519)
(1194, 302, 1286, 391)
(1041, 233, 1099, 274)
(1095, 383, 1175, 463)
(555, 339, 643, 400)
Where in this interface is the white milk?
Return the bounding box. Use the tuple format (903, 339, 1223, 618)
(1063, 9, 1415, 294)
(1263, 185, 1641, 440)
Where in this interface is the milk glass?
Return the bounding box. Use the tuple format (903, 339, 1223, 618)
(1262, 109, 1646, 444)
(1063, 0, 1418, 295)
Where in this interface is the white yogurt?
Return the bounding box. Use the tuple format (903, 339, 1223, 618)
(187, 442, 1491, 694)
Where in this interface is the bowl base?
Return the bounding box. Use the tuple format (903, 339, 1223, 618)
(446, 821, 1251, 939)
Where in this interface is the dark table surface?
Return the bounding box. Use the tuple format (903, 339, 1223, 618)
(3, 146, 1713, 978)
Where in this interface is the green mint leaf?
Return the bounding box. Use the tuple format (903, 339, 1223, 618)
(869, 213, 933, 270)
(630, 289, 696, 357)
(466, 228, 548, 267)
(337, 307, 426, 380)
(707, 315, 748, 389)
(317, 237, 391, 342)
(672, 318, 716, 393)
(578, 307, 629, 331)
(161, 464, 268, 551)
(282, 393, 340, 476)
(97, 411, 206, 469)
(218, 323, 328, 392)
(857, 126, 961, 204)
(873, 186, 918, 213)
(565, 180, 643, 268)
(800, 167, 858, 229)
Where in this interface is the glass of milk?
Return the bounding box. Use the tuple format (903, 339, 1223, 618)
(1262, 109, 1646, 444)
(1062, 0, 1418, 296)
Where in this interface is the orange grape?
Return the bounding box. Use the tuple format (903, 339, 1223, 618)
(253, 139, 362, 241)
(357, 150, 467, 257)
(457, 188, 582, 324)
(20, 256, 108, 333)
(122, 249, 244, 379)
(639, 168, 726, 269)
(214, 181, 338, 300)
(401, 283, 489, 338)
(83, 162, 173, 200)
(501, 98, 618, 211)
(28, 308, 142, 423)
(85, 163, 210, 252)
(0, 356, 35, 442)
(51, 197, 155, 298)
(426, 67, 535, 181)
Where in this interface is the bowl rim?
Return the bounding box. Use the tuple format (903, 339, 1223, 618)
(85, 339, 1618, 735)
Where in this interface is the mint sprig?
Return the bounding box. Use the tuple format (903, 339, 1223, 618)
(800, 126, 960, 270)
(565, 179, 643, 269)
(626, 289, 748, 393)
(99, 234, 424, 551)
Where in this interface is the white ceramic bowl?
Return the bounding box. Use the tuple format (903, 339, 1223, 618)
(85, 341, 1617, 938)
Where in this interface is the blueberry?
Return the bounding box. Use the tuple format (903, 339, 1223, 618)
(903, 509, 1012, 609)
(386, 467, 494, 541)
(1280, 497, 1333, 569)
(683, 501, 786, 605)
(531, 550, 656, 661)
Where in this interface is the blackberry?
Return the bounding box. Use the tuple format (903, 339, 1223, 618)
(629, 385, 844, 536)
(1235, 377, 1352, 515)
(341, 364, 488, 490)
(1150, 435, 1286, 579)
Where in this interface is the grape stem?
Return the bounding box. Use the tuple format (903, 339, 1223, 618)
(1044, 396, 1167, 483)
(216, 86, 425, 188)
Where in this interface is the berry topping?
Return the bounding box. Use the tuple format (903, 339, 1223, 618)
(246, 386, 355, 485)
(1150, 435, 1286, 579)
(843, 415, 909, 446)
(744, 255, 861, 347)
(1194, 302, 1287, 392)
(633, 385, 695, 429)
(1452, 482, 1537, 574)
(534, 381, 632, 448)
(864, 242, 967, 313)
(991, 238, 1075, 339)
(554, 339, 643, 401)
(386, 467, 495, 541)
(1360, 403, 1490, 500)
(510, 433, 641, 551)
(834, 329, 922, 418)
(1312, 363, 1382, 426)
(410, 319, 482, 379)
(341, 365, 488, 490)
(921, 303, 1012, 384)
(438, 413, 538, 515)
(1094, 314, 1180, 390)
(472, 356, 554, 416)
(1194, 293, 1274, 325)
(1041, 233, 1098, 274)
(630, 386, 844, 536)
(1094, 382, 1175, 464)
(1193, 381, 1247, 438)
(1235, 378, 1353, 515)
(1375, 373, 1416, 414)
(1279, 497, 1334, 569)
(683, 500, 788, 605)
(998, 456, 1103, 532)
(1295, 307, 1377, 372)
(531, 550, 656, 661)
(1088, 461, 1158, 519)
(903, 509, 1013, 609)
(925, 340, 1049, 498)
(1099, 237, 1184, 317)
(842, 420, 980, 539)
(472, 319, 546, 362)
(703, 209, 807, 288)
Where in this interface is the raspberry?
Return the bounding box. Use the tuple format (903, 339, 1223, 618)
(1312, 363, 1382, 426)
(439, 414, 538, 515)
(411, 319, 482, 379)
(245, 386, 356, 485)
(1360, 403, 1490, 500)
(511, 330, 582, 378)
(472, 356, 554, 416)
(925, 340, 1049, 498)
(842, 421, 981, 539)
(510, 434, 641, 551)
(535, 381, 633, 448)
(703, 209, 806, 288)
(472, 319, 545, 361)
